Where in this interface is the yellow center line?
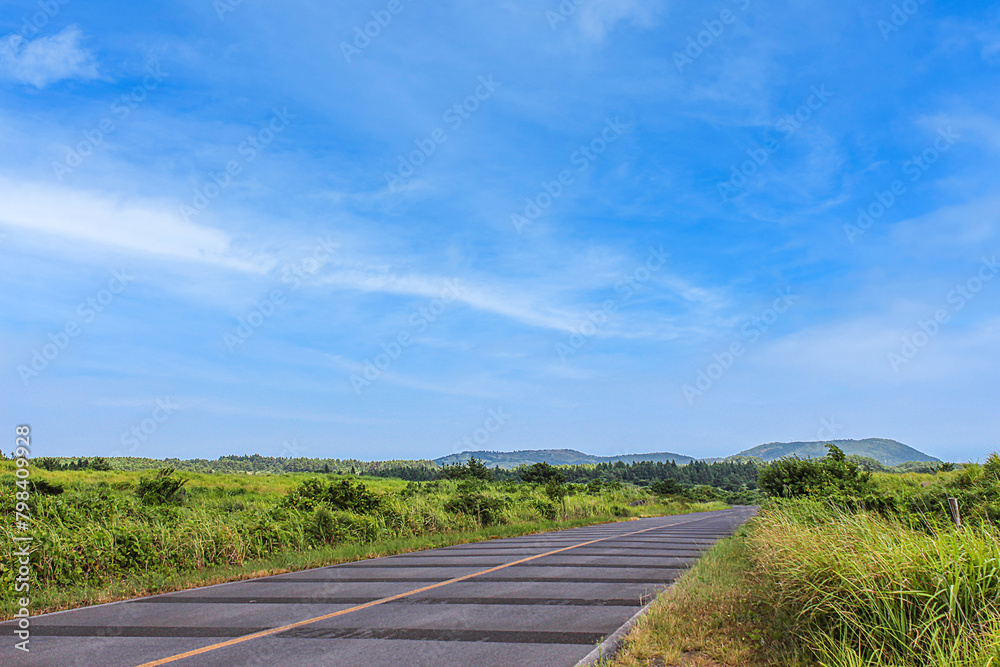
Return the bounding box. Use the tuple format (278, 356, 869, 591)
(135, 519, 696, 667)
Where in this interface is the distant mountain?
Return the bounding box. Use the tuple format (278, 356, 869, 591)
(734, 438, 940, 467)
(434, 439, 938, 470)
(433, 448, 694, 469)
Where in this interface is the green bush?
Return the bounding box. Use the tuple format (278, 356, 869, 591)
(519, 462, 565, 484)
(534, 500, 558, 520)
(135, 468, 187, 505)
(310, 507, 338, 543)
(650, 479, 680, 496)
(445, 481, 511, 526)
(440, 457, 494, 481)
(30, 478, 64, 496)
(283, 477, 382, 514)
(759, 445, 878, 501)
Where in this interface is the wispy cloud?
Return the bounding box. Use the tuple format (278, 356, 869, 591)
(0, 26, 99, 88)
(316, 269, 583, 331)
(0, 177, 266, 272)
(576, 0, 658, 43)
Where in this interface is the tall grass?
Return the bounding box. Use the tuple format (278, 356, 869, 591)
(749, 501, 1000, 667)
(0, 463, 724, 618)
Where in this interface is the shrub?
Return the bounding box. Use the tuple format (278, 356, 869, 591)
(544, 479, 568, 503)
(650, 479, 680, 496)
(283, 478, 382, 514)
(534, 500, 558, 520)
(445, 481, 510, 526)
(519, 462, 565, 484)
(440, 457, 495, 481)
(325, 479, 382, 513)
(759, 444, 877, 500)
(30, 478, 64, 496)
(310, 507, 338, 544)
(983, 453, 1000, 484)
(135, 468, 187, 505)
(89, 457, 112, 471)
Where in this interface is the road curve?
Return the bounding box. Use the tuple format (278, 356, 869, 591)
(3, 507, 756, 667)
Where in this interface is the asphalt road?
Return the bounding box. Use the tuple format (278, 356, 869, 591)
(3, 507, 756, 667)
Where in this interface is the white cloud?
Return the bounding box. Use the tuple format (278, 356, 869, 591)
(576, 0, 658, 44)
(317, 269, 581, 331)
(892, 195, 1000, 250)
(0, 26, 99, 88)
(0, 177, 266, 272)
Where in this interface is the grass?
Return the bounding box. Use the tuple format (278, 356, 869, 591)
(7, 516, 637, 619)
(599, 531, 802, 667)
(0, 462, 726, 619)
(749, 502, 1000, 667)
(603, 500, 1000, 667)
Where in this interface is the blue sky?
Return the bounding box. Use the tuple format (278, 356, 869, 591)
(1, 0, 998, 462)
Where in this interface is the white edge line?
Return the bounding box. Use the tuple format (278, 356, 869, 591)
(574, 506, 758, 667)
(573, 585, 671, 667)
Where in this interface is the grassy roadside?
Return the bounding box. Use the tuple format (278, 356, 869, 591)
(599, 528, 802, 667)
(2, 500, 726, 620)
(2, 461, 731, 619)
(603, 501, 1000, 667)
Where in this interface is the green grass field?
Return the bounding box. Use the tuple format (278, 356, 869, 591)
(0, 461, 726, 619)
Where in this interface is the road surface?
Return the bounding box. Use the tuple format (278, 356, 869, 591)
(3, 507, 756, 667)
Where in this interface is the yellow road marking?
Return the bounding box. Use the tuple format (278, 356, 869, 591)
(135, 520, 694, 666)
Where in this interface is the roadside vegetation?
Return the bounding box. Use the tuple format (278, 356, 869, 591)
(606, 446, 1000, 667)
(0, 457, 725, 618)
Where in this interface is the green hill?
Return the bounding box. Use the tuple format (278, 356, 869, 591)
(734, 438, 940, 466)
(433, 448, 694, 469)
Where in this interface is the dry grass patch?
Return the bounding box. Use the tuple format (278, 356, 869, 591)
(601, 528, 803, 667)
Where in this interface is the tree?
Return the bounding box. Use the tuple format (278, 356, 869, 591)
(519, 462, 565, 484)
(759, 444, 874, 499)
(90, 457, 112, 471)
(441, 457, 494, 481)
(465, 457, 494, 481)
(650, 479, 681, 496)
